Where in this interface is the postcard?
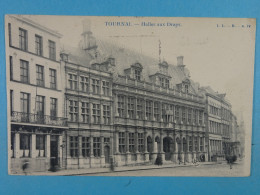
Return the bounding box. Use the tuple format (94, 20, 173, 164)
(5, 15, 256, 176)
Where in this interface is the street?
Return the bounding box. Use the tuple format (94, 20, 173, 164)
(84, 160, 246, 177)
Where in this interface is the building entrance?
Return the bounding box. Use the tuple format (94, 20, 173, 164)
(163, 137, 173, 161)
(50, 135, 58, 168)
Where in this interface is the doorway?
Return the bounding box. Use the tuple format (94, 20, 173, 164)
(50, 135, 58, 168)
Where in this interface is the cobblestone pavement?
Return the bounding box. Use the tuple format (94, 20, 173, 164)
(83, 160, 246, 177)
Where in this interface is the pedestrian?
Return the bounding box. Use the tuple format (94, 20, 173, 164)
(22, 160, 29, 175)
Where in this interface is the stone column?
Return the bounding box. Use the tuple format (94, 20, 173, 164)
(90, 136, 94, 167)
(180, 134, 184, 162)
(78, 135, 82, 158)
(186, 135, 191, 163)
(14, 132, 20, 158)
(152, 130, 157, 163)
(192, 134, 195, 162)
(78, 135, 82, 168)
(58, 135, 63, 168)
(144, 130, 149, 162)
(113, 130, 119, 165)
(100, 136, 105, 166)
(30, 133, 36, 158)
(135, 130, 141, 163)
(46, 134, 51, 158)
(126, 130, 131, 164)
(45, 134, 51, 170)
(172, 131, 178, 163)
(160, 131, 165, 163)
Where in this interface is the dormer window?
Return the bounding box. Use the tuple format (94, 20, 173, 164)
(135, 69, 141, 81)
(124, 62, 143, 81)
(160, 77, 169, 88)
(184, 84, 189, 93)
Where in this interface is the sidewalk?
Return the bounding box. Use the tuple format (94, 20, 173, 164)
(29, 161, 223, 176)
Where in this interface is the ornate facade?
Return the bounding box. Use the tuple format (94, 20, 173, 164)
(6, 17, 240, 173)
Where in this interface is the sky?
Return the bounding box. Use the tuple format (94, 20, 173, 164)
(23, 15, 256, 133)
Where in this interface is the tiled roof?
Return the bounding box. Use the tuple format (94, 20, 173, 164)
(63, 38, 201, 95)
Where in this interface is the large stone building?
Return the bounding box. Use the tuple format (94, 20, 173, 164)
(6, 15, 68, 173)
(200, 87, 237, 161)
(6, 16, 241, 173)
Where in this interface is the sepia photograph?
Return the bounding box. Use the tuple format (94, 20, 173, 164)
(5, 15, 256, 176)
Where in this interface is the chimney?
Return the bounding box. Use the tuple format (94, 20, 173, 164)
(177, 56, 184, 66)
(81, 19, 97, 51)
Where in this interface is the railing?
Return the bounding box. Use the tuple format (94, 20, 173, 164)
(11, 111, 68, 127)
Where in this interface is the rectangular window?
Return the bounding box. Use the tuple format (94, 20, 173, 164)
(50, 98, 57, 119)
(175, 106, 180, 122)
(188, 108, 192, 123)
(189, 136, 192, 152)
(20, 134, 30, 154)
(146, 100, 152, 120)
(69, 100, 78, 122)
(199, 111, 203, 125)
(81, 102, 89, 123)
(48, 40, 56, 60)
(185, 85, 189, 93)
(35, 35, 43, 56)
(36, 65, 44, 87)
(118, 95, 125, 118)
(80, 76, 89, 92)
(92, 79, 100, 94)
(128, 97, 135, 119)
(93, 137, 101, 157)
(103, 105, 110, 125)
(19, 28, 27, 51)
(36, 135, 45, 150)
(10, 56, 13, 80)
(82, 137, 90, 157)
(165, 79, 169, 89)
(160, 77, 164, 87)
(104, 137, 110, 144)
(194, 137, 198, 151)
(20, 92, 30, 118)
(129, 133, 135, 153)
(154, 102, 160, 121)
(182, 107, 186, 123)
(102, 81, 110, 96)
(135, 69, 141, 81)
(138, 133, 144, 152)
(193, 109, 197, 124)
(36, 95, 45, 116)
(10, 90, 13, 114)
(68, 73, 78, 90)
(200, 137, 203, 151)
(8, 23, 12, 46)
(20, 60, 29, 83)
(92, 103, 101, 124)
(119, 132, 125, 153)
(137, 99, 143, 120)
(49, 69, 57, 89)
(70, 136, 78, 157)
